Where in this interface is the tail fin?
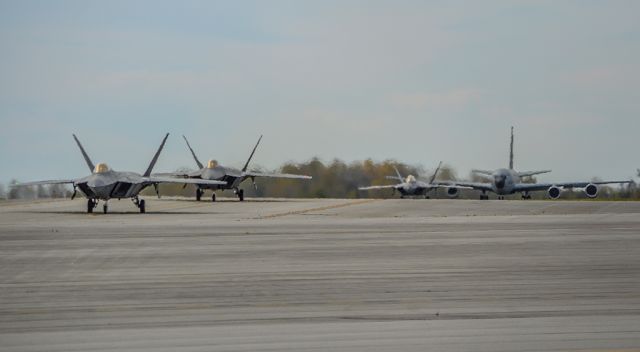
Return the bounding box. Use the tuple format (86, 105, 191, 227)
(143, 133, 169, 177)
(509, 126, 514, 170)
(394, 166, 404, 181)
(72, 134, 95, 173)
(242, 135, 262, 172)
(182, 135, 204, 169)
(428, 161, 443, 184)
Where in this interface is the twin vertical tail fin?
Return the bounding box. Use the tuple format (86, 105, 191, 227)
(242, 135, 263, 172)
(509, 126, 514, 170)
(143, 133, 170, 177)
(182, 135, 204, 169)
(428, 161, 443, 184)
(394, 166, 404, 182)
(73, 134, 96, 173)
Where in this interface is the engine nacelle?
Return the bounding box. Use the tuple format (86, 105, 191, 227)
(583, 183, 598, 198)
(446, 187, 459, 198)
(547, 186, 561, 199)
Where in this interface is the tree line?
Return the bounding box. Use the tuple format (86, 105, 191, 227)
(2, 158, 638, 200)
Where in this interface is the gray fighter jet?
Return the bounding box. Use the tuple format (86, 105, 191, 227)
(177, 135, 312, 201)
(14, 134, 227, 213)
(443, 127, 631, 200)
(358, 162, 447, 198)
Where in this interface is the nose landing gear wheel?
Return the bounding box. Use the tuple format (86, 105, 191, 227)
(196, 189, 202, 201)
(87, 199, 95, 213)
(212, 193, 216, 202)
(103, 203, 108, 214)
(237, 189, 244, 202)
(138, 199, 146, 213)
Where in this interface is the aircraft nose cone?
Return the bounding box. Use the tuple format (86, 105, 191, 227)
(494, 176, 506, 189)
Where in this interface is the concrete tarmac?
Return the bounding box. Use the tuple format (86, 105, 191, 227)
(1, 198, 639, 351)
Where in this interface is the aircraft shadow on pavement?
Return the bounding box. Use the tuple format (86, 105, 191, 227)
(24, 211, 224, 215)
(163, 198, 293, 203)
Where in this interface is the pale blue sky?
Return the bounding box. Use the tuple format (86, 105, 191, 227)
(1, 0, 638, 183)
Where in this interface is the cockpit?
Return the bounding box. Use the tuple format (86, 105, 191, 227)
(94, 163, 110, 174)
(494, 174, 507, 189)
(406, 175, 416, 183)
(207, 160, 218, 169)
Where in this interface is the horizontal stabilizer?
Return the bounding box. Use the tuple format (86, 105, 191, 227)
(471, 169, 493, 176)
(244, 172, 312, 179)
(518, 170, 552, 177)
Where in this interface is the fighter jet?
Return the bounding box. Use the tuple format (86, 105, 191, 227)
(13, 134, 227, 213)
(443, 127, 631, 200)
(358, 162, 447, 198)
(177, 135, 312, 201)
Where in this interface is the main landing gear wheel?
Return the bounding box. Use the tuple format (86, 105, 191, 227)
(87, 199, 96, 213)
(103, 203, 108, 214)
(196, 189, 203, 201)
(211, 193, 216, 202)
(521, 192, 532, 200)
(237, 189, 244, 202)
(480, 194, 489, 200)
(139, 199, 146, 213)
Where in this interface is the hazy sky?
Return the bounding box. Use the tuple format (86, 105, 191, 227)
(1, 0, 638, 184)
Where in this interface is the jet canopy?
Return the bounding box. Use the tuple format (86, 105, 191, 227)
(94, 163, 110, 174)
(406, 175, 416, 183)
(207, 160, 218, 169)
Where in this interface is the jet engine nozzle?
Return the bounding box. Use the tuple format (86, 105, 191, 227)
(547, 186, 561, 199)
(583, 183, 598, 198)
(446, 187, 459, 198)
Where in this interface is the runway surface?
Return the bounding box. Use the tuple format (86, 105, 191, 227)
(1, 198, 639, 351)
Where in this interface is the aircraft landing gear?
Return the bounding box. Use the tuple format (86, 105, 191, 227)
(196, 188, 203, 201)
(87, 199, 97, 213)
(521, 192, 531, 200)
(212, 193, 216, 202)
(132, 197, 146, 213)
(480, 193, 489, 200)
(103, 201, 108, 214)
(498, 196, 505, 200)
(236, 189, 244, 201)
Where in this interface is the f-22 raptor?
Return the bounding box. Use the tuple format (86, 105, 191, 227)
(178, 135, 312, 202)
(15, 134, 227, 213)
(358, 162, 448, 198)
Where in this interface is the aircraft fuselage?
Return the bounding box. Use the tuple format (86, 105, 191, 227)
(490, 168, 520, 195)
(76, 171, 149, 200)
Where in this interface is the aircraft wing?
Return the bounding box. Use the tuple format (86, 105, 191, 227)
(153, 170, 203, 178)
(144, 177, 227, 186)
(244, 172, 312, 180)
(442, 181, 493, 192)
(518, 170, 552, 177)
(514, 180, 632, 192)
(12, 179, 77, 187)
(358, 184, 400, 191)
